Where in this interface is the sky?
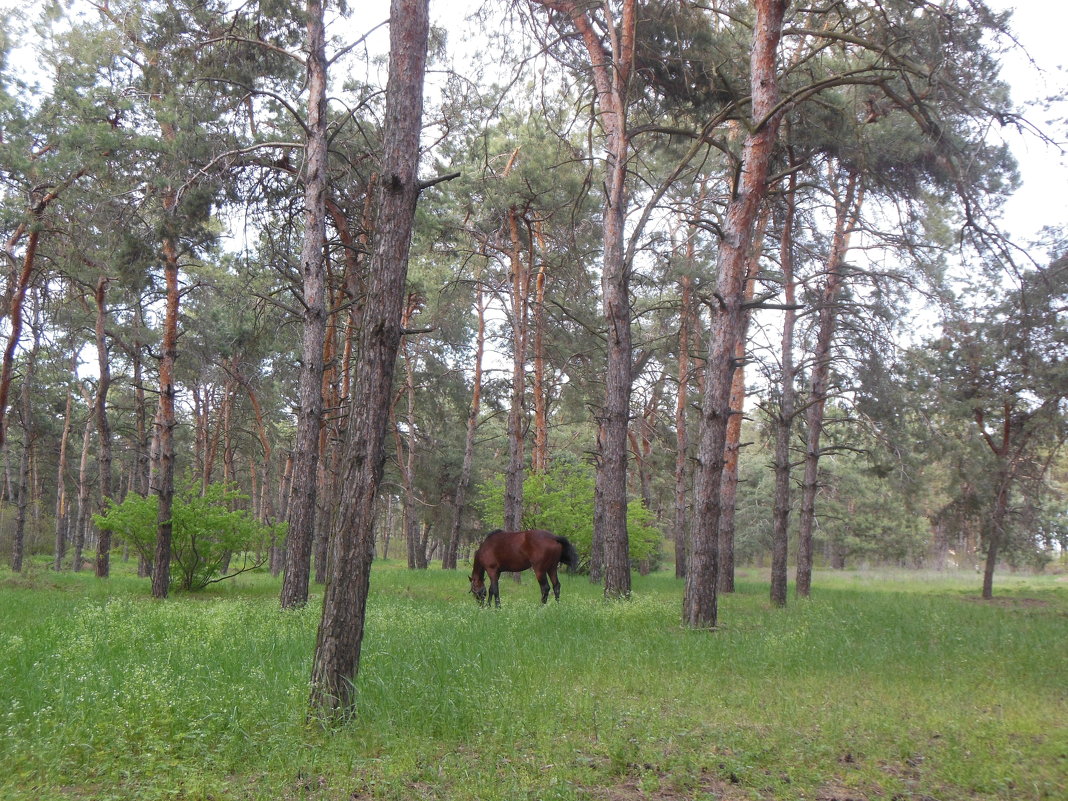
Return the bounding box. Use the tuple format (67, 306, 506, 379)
(984, 1, 1068, 245)
(3, 0, 1065, 244)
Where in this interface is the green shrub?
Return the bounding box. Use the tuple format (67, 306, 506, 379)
(94, 481, 286, 591)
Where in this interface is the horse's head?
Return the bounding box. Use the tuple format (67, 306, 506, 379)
(469, 573, 487, 605)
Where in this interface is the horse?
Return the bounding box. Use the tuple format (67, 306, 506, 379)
(469, 529, 579, 607)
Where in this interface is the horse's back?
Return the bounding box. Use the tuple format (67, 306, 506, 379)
(476, 529, 562, 572)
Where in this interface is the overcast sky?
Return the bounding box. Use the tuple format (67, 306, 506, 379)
(4, 0, 1065, 244)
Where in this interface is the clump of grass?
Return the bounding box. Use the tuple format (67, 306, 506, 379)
(2, 560, 1066, 800)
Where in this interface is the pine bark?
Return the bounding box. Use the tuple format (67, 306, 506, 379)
(309, 0, 429, 717)
(504, 206, 529, 532)
(281, 0, 330, 609)
(673, 274, 694, 579)
(770, 173, 798, 607)
(94, 276, 114, 578)
(151, 234, 180, 599)
(53, 348, 76, 571)
(795, 168, 861, 598)
(683, 0, 787, 629)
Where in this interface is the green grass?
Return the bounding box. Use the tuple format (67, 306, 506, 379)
(1, 558, 1065, 800)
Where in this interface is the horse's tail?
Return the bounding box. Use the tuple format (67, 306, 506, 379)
(555, 536, 580, 573)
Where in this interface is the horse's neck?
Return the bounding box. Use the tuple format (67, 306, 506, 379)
(471, 557, 485, 580)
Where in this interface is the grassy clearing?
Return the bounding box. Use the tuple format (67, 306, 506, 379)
(1, 559, 1065, 800)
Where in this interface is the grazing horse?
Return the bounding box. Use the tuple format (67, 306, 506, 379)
(469, 529, 579, 607)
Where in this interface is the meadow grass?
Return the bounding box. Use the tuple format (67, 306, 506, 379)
(1, 558, 1065, 800)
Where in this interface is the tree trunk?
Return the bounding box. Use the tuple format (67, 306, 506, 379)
(531, 237, 550, 474)
(281, 0, 330, 609)
(795, 167, 861, 599)
(770, 172, 798, 608)
(11, 311, 39, 573)
(0, 228, 41, 452)
(504, 206, 529, 533)
(718, 208, 770, 593)
(444, 276, 486, 569)
(683, 0, 787, 629)
(94, 276, 114, 578)
(73, 391, 95, 572)
(309, 0, 429, 718)
(674, 274, 693, 579)
(982, 466, 1010, 600)
(53, 347, 76, 571)
(152, 234, 180, 599)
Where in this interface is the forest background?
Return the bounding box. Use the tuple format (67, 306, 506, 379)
(1, 0, 1067, 708)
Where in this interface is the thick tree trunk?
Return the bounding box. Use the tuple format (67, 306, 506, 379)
(795, 168, 861, 599)
(445, 278, 486, 569)
(281, 0, 330, 609)
(94, 276, 114, 578)
(596, 0, 636, 600)
(770, 174, 798, 607)
(309, 0, 429, 717)
(683, 0, 786, 629)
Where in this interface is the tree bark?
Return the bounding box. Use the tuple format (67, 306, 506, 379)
(10, 307, 40, 573)
(718, 207, 770, 593)
(503, 206, 529, 533)
(53, 347, 76, 571)
(93, 276, 114, 578)
(281, 0, 330, 609)
(683, 0, 787, 629)
(309, 0, 429, 718)
(795, 166, 862, 599)
(151, 233, 180, 599)
(770, 172, 798, 607)
(673, 274, 694, 579)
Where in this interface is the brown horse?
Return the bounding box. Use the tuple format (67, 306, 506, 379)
(469, 529, 579, 607)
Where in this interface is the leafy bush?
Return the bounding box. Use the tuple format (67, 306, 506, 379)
(94, 481, 286, 591)
(475, 458, 661, 572)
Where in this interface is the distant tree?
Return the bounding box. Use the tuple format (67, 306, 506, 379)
(921, 255, 1068, 598)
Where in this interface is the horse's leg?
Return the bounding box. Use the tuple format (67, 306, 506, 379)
(549, 565, 561, 601)
(534, 568, 550, 604)
(489, 568, 501, 607)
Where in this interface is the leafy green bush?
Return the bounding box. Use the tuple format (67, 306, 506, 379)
(475, 458, 661, 572)
(94, 481, 286, 591)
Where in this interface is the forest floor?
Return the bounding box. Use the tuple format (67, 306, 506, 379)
(1, 558, 1065, 801)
